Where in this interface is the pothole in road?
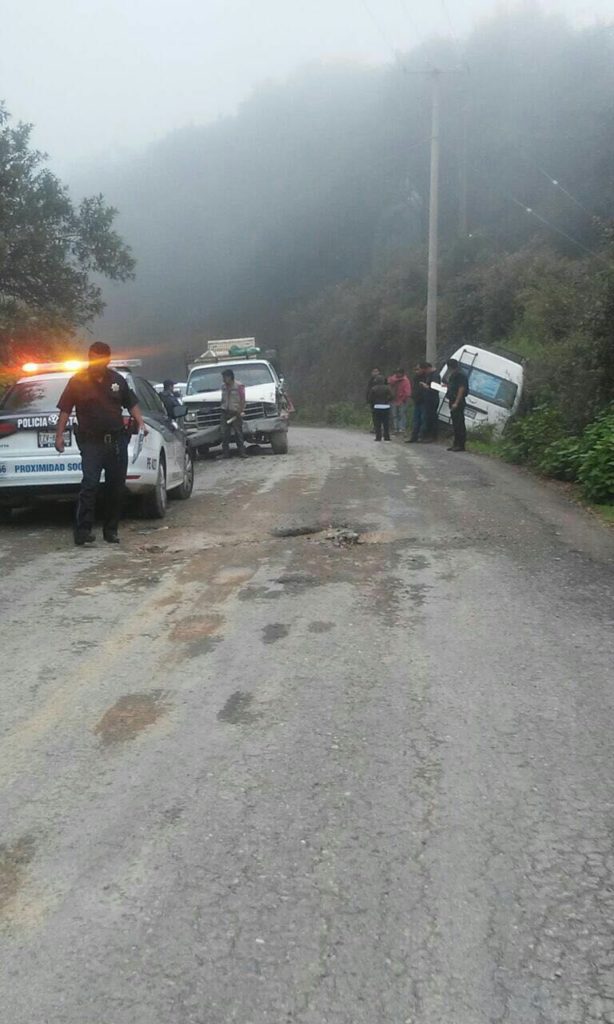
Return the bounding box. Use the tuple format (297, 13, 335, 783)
(271, 519, 371, 541)
(94, 691, 168, 746)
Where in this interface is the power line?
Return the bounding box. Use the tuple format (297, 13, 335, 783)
(439, 0, 465, 66)
(359, 0, 398, 55)
(471, 115, 600, 222)
(444, 141, 612, 266)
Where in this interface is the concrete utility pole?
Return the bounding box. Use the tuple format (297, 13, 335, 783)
(425, 70, 440, 365)
(458, 99, 468, 238)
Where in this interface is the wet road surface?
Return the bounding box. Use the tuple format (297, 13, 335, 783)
(1, 427, 614, 1024)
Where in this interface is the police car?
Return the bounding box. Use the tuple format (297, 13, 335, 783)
(0, 360, 194, 520)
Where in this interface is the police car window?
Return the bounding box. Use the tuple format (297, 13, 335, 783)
(137, 378, 167, 415)
(132, 377, 158, 412)
(0, 378, 66, 412)
(187, 363, 274, 394)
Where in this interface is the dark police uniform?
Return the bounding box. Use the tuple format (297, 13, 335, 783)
(446, 368, 469, 451)
(160, 389, 177, 419)
(57, 368, 138, 539)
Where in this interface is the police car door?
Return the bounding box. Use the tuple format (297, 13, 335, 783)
(134, 378, 184, 486)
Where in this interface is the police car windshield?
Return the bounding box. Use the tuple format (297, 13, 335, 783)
(0, 378, 67, 413)
(187, 363, 274, 394)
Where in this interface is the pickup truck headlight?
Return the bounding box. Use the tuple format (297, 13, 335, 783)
(185, 410, 197, 423)
(263, 402, 278, 417)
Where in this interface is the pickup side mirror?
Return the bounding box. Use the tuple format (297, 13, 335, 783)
(172, 403, 187, 418)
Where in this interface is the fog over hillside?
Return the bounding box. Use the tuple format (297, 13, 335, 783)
(74, 11, 614, 394)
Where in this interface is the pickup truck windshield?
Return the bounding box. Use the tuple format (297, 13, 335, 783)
(460, 364, 518, 410)
(0, 378, 67, 413)
(187, 363, 275, 394)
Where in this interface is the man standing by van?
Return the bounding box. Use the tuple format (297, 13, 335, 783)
(221, 368, 248, 459)
(446, 358, 469, 452)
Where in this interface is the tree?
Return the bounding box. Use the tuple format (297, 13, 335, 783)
(0, 105, 135, 362)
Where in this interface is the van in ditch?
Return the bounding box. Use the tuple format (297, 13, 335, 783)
(436, 345, 524, 435)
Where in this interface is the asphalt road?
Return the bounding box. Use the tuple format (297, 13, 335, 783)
(1, 427, 614, 1024)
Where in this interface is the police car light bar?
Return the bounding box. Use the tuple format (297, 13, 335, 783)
(21, 358, 142, 374)
(22, 360, 85, 374)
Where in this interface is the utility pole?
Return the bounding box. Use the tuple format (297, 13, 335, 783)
(458, 98, 468, 238)
(425, 70, 440, 365)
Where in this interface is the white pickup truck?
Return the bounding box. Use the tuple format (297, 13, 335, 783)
(183, 339, 291, 456)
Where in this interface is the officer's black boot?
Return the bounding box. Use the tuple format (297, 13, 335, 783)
(103, 530, 120, 544)
(74, 530, 95, 546)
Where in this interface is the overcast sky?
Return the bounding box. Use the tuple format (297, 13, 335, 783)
(2, 0, 611, 174)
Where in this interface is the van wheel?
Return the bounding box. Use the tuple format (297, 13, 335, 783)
(270, 431, 288, 455)
(170, 447, 194, 500)
(140, 456, 167, 518)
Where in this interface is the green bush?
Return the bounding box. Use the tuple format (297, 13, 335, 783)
(577, 407, 614, 503)
(500, 406, 566, 465)
(538, 436, 585, 481)
(324, 402, 371, 429)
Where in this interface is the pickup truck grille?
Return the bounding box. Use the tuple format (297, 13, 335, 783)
(192, 402, 268, 429)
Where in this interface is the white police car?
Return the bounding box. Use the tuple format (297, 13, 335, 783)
(0, 360, 194, 520)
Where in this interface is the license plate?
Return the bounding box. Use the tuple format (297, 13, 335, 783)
(38, 429, 71, 448)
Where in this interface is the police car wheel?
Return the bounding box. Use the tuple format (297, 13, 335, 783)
(140, 456, 167, 519)
(170, 447, 194, 501)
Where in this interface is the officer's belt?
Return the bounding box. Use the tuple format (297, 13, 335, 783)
(77, 429, 124, 444)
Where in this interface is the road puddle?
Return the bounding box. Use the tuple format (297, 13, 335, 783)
(262, 623, 290, 644)
(217, 690, 260, 725)
(0, 836, 36, 917)
(94, 691, 168, 746)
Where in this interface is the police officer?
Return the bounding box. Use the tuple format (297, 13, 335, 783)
(54, 342, 147, 545)
(445, 357, 469, 452)
(160, 379, 177, 419)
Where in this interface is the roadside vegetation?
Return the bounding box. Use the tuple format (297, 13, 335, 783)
(0, 104, 135, 378)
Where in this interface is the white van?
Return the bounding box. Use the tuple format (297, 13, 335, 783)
(436, 345, 524, 435)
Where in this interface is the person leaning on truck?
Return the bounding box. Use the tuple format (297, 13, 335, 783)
(220, 369, 248, 459)
(446, 358, 469, 452)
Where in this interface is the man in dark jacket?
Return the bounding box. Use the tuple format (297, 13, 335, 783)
(160, 380, 178, 419)
(370, 375, 392, 441)
(446, 358, 469, 451)
(407, 364, 427, 442)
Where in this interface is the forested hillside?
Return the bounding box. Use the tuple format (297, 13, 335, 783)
(88, 8, 614, 468)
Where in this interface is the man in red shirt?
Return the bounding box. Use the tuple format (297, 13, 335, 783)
(387, 368, 412, 434)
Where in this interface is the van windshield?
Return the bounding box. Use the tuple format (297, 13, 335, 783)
(187, 363, 274, 394)
(460, 364, 518, 410)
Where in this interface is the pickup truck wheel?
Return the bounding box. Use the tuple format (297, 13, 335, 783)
(270, 431, 288, 455)
(170, 447, 194, 500)
(140, 456, 167, 518)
